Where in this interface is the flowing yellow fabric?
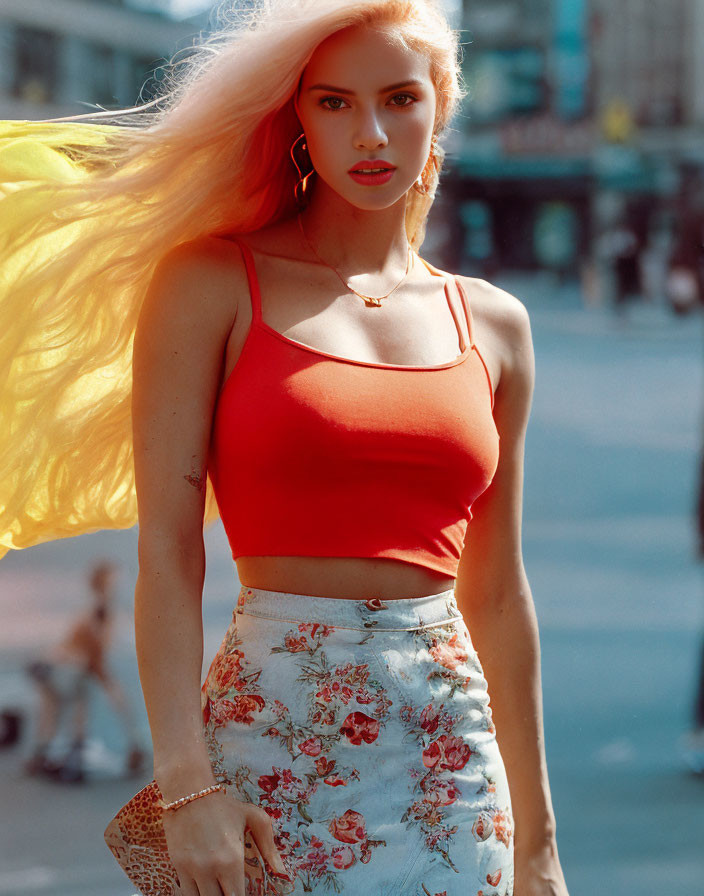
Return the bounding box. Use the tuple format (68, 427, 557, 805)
(0, 120, 220, 561)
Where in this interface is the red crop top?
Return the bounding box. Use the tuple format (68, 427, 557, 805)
(207, 237, 500, 578)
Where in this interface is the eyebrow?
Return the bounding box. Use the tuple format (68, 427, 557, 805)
(306, 79, 425, 95)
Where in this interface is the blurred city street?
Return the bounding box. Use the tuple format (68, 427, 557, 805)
(0, 273, 702, 895)
(1, 0, 704, 893)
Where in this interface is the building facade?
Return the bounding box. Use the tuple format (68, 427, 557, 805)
(0, 0, 207, 120)
(437, 0, 704, 287)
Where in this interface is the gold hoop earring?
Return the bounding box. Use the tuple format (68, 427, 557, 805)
(412, 158, 433, 195)
(290, 132, 315, 208)
(412, 136, 441, 197)
(413, 169, 431, 195)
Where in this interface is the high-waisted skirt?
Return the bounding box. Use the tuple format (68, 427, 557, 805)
(200, 585, 515, 896)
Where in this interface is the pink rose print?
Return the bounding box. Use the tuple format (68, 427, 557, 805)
(329, 808, 367, 844)
(284, 633, 310, 653)
(298, 736, 323, 757)
(339, 711, 380, 745)
(298, 622, 335, 639)
(205, 698, 240, 728)
(420, 776, 460, 807)
(471, 811, 494, 842)
(420, 703, 442, 734)
(315, 756, 335, 776)
(493, 808, 513, 847)
(429, 632, 469, 671)
(204, 603, 395, 893)
(263, 804, 283, 820)
(299, 835, 329, 875)
(330, 844, 356, 869)
(400, 704, 415, 723)
(316, 661, 376, 708)
(258, 769, 282, 795)
(324, 774, 348, 787)
(210, 650, 246, 692)
(317, 679, 355, 704)
(311, 705, 337, 726)
(422, 733, 473, 772)
(206, 693, 266, 728)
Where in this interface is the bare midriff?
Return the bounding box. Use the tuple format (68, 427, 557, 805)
(235, 555, 455, 601)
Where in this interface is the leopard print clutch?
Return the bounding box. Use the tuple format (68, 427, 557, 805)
(103, 779, 294, 895)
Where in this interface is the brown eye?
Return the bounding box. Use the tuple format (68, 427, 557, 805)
(390, 94, 416, 106)
(320, 96, 347, 111)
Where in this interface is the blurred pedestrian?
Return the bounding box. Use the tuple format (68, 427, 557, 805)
(666, 218, 704, 314)
(22, 559, 146, 783)
(0, 1, 570, 893)
(612, 218, 642, 314)
(668, 166, 704, 774)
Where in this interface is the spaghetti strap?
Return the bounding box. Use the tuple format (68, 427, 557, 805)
(454, 278, 475, 347)
(214, 234, 262, 322)
(455, 278, 496, 411)
(443, 280, 468, 354)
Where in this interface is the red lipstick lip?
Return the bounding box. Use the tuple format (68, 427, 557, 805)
(349, 160, 396, 172)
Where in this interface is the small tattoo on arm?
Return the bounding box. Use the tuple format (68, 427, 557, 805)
(184, 457, 206, 492)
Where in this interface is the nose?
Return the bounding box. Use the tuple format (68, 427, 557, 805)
(353, 108, 388, 151)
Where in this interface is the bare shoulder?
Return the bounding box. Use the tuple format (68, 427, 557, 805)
(132, 235, 252, 550)
(147, 234, 248, 319)
(455, 274, 533, 392)
(454, 276, 534, 442)
(457, 276, 531, 354)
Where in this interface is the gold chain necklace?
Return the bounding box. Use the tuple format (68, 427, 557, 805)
(296, 213, 415, 308)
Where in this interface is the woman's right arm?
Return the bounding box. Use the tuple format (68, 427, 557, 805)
(131, 238, 288, 896)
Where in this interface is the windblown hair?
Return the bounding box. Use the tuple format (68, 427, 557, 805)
(0, 0, 465, 560)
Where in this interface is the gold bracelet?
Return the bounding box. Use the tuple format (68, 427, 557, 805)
(157, 782, 225, 812)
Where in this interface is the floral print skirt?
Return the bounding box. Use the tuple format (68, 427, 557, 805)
(200, 585, 514, 896)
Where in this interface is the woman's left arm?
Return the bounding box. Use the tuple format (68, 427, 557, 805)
(454, 281, 569, 895)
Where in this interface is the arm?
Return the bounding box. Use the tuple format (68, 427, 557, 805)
(132, 239, 290, 892)
(454, 283, 568, 892)
(131, 237, 239, 800)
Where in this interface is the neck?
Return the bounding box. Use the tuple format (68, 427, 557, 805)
(298, 181, 411, 276)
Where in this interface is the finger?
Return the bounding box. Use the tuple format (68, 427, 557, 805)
(242, 834, 291, 896)
(243, 830, 269, 893)
(173, 873, 200, 896)
(245, 811, 289, 879)
(196, 871, 241, 896)
(213, 832, 247, 896)
(216, 860, 246, 896)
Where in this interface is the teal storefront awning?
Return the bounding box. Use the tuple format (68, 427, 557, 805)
(453, 148, 678, 195)
(454, 155, 592, 180)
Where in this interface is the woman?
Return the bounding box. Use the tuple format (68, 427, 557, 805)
(23, 560, 146, 782)
(0, 1, 568, 894)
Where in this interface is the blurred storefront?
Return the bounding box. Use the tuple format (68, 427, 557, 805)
(443, 116, 594, 275)
(440, 0, 704, 300)
(0, 0, 208, 120)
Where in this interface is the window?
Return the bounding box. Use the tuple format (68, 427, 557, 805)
(13, 26, 58, 104)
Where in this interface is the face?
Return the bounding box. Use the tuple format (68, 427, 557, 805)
(295, 25, 437, 210)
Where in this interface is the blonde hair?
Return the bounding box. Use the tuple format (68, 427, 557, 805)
(0, 0, 465, 560)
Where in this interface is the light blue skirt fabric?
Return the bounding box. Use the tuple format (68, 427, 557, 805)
(200, 585, 515, 896)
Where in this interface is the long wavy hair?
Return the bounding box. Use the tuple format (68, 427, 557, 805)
(0, 0, 465, 560)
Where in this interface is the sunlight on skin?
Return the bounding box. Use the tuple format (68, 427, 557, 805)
(294, 24, 437, 269)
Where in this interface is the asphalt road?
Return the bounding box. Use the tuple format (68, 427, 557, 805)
(1, 272, 703, 895)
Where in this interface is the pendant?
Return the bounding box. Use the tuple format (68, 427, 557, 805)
(361, 295, 383, 307)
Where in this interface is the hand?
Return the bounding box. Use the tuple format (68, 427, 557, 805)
(162, 788, 289, 896)
(514, 837, 569, 896)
